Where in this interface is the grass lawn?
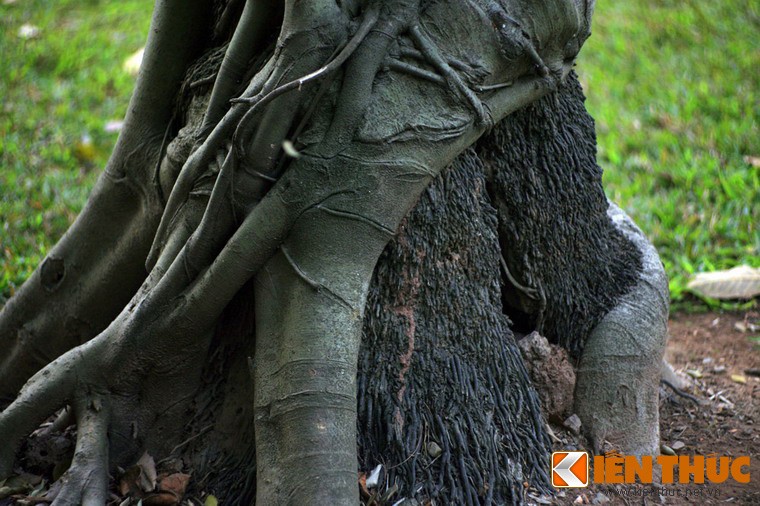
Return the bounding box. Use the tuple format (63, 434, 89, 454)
(1, 0, 152, 304)
(1, 0, 758, 309)
(577, 1, 759, 308)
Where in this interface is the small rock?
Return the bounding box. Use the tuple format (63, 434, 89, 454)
(518, 332, 576, 422)
(527, 492, 553, 505)
(713, 365, 727, 374)
(17, 24, 40, 39)
(426, 441, 442, 459)
(702, 357, 713, 365)
(517, 331, 552, 360)
(573, 495, 584, 504)
(745, 155, 760, 168)
(592, 492, 610, 504)
(563, 414, 582, 435)
(671, 441, 685, 451)
(734, 321, 758, 333)
(661, 444, 676, 456)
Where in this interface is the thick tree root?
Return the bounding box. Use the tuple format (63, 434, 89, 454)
(52, 395, 110, 506)
(574, 202, 669, 456)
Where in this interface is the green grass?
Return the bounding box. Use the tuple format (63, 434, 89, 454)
(0, 0, 151, 303)
(577, 0, 759, 308)
(1, 0, 758, 308)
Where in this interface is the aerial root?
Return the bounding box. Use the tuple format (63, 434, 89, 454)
(408, 25, 492, 127)
(149, 7, 381, 273)
(229, 7, 379, 107)
(228, 5, 380, 174)
(165, 7, 386, 278)
(281, 245, 354, 310)
(661, 379, 702, 405)
(51, 395, 110, 506)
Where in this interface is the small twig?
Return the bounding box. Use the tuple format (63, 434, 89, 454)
(160, 423, 214, 463)
(189, 75, 217, 89)
(498, 255, 539, 300)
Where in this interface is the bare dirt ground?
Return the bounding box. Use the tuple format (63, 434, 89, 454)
(546, 311, 759, 506)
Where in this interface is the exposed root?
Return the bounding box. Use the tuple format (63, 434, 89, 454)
(0, 346, 83, 478)
(52, 395, 110, 506)
(661, 379, 702, 405)
(574, 202, 669, 456)
(408, 25, 492, 126)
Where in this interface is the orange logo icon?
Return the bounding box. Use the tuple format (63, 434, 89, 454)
(552, 451, 589, 488)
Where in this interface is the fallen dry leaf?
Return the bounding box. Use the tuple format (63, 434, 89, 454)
(743, 155, 760, 168)
(687, 265, 760, 300)
(119, 452, 157, 497)
(358, 472, 369, 498)
(159, 473, 190, 497)
(137, 452, 158, 492)
(731, 374, 747, 384)
(144, 491, 181, 506)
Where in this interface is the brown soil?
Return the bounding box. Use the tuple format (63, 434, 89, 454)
(543, 311, 760, 506)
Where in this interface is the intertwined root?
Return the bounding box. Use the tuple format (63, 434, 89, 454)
(1, 0, 590, 502)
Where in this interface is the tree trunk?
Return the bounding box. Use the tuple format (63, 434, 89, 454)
(0, 1, 668, 504)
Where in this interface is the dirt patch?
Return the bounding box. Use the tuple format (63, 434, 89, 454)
(543, 311, 760, 505)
